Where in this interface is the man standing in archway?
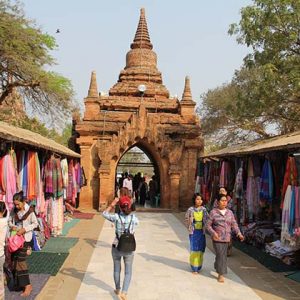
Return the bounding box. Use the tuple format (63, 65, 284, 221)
(123, 173, 133, 197)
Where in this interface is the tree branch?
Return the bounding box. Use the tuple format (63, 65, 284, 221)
(0, 80, 39, 104)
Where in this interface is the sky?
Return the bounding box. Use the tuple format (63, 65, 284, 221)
(22, 0, 252, 118)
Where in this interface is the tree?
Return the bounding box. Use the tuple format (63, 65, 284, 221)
(200, 0, 300, 147)
(228, 0, 300, 130)
(0, 0, 74, 121)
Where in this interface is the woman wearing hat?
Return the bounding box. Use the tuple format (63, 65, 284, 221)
(102, 196, 139, 300)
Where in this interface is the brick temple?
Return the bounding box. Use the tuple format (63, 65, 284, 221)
(75, 8, 203, 211)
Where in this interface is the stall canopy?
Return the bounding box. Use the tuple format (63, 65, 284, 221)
(0, 121, 81, 158)
(202, 131, 300, 158)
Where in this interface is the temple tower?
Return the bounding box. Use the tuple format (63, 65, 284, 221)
(76, 8, 203, 210)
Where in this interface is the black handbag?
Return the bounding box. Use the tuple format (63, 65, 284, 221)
(116, 215, 136, 252)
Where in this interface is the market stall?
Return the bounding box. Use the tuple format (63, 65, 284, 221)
(196, 131, 300, 267)
(0, 121, 83, 239)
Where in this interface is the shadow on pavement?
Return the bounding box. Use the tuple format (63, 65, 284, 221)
(60, 267, 117, 298)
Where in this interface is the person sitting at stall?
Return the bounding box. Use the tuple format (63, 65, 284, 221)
(8, 191, 38, 297)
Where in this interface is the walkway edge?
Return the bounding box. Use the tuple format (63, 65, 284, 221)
(36, 214, 104, 300)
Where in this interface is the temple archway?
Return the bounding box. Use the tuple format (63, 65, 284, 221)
(115, 144, 162, 207)
(75, 8, 203, 211)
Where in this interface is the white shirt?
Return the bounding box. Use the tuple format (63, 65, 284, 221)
(0, 214, 8, 257)
(219, 209, 227, 216)
(123, 178, 133, 192)
(9, 203, 39, 242)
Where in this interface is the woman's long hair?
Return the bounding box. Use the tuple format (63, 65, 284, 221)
(0, 202, 7, 217)
(13, 191, 24, 202)
(192, 193, 203, 206)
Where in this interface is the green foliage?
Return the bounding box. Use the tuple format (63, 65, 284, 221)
(16, 118, 72, 147)
(200, 0, 300, 147)
(0, 0, 74, 121)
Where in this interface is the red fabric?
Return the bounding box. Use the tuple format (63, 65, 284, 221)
(281, 157, 298, 209)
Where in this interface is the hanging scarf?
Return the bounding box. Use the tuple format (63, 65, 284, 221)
(3, 153, 17, 210)
(44, 158, 53, 194)
(281, 185, 291, 244)
(27, 151, 37, 200)
(66, 160, 74, 201)
(281, 157, 298, 209)
(60, 158, 69, 188)
(260, 159, 273, 203)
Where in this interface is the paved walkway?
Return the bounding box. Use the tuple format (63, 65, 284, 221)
(76, 213, 262, 300)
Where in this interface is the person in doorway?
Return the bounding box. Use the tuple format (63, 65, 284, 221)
(138, 177, 148, 207)
(0, 201, 8, 299)
(185, 193, 207, 274)
(123, 173, 133, 197)
(133, 173, 142, 203)
(102, 196, 139, 300)
(8, 191, 38, 297)
(149, 175, 158, 207)
(118, 173, 125, 191)
(206, 194, 244, 283)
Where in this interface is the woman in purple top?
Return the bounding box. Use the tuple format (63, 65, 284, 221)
(206, 194, 244, 283)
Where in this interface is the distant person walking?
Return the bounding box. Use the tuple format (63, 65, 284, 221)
(185, 193, 207, 274)
(123, 173, 133, 197)
(138, 177, 148, 206)
(102, 196, 139, 300)
(206, 194, 244, 283)
(149, 175, 158, 207)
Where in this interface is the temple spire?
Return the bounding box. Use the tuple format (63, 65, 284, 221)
(88, 71, 98, 97)
(131, 8, 153, 50)
(182, 76, 193, 101)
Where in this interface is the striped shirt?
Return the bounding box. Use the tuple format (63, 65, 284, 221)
(102, 211, 139, 246)
(206, 208, 241, 242)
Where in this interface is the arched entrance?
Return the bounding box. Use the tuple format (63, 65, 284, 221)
(75, 8, 203, 211)
(116, 144, 161, 207)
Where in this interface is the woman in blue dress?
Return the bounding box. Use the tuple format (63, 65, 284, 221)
(185, 193, 207, 274)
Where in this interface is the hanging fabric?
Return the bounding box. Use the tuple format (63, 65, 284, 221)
(281, 156, 298, 209)
(260, 158, 274, 203)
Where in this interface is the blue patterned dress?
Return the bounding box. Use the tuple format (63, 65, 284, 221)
(185, 206, 207, 272)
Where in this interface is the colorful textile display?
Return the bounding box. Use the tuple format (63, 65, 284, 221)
(281, 185, 300, 247)
(0, 147, 81, 241)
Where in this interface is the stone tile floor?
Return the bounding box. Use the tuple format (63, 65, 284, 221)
(77, 213, 264, 300)
(36, 212, 300, 300)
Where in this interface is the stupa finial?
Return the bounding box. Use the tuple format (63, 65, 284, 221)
(130, 8, 153, 50)
(182, 76, 193, 101)
(88, 71, 98, 97)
